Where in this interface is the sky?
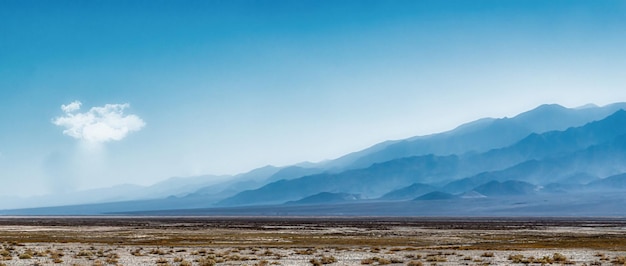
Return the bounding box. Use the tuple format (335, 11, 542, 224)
(1, 0, 626, 196)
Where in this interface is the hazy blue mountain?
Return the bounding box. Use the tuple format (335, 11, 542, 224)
(542, 183, 586, 194)
(183, 165, 324, 206)
(285, 192, 361, 205)
(264, 166, 325, 183)
(216, 155, 462, 206)
(189, 165, 325, 197)
(220, 109, 626, 206)
(413, 191, 457, 201)
(587, 173, 626, 190)
(0, 173, 230, 210)
(189, 165, 282, 196)
(442, 110, 626, 193)
(379, 183, 437, 200)
(459, 190, 487, 199)
(139, 174, 232, 198)
(456, 109, 626, 179)
(472, 180, 537, 196)
(444, 136, 626, 194)
(553, 172, 599, 185)
(326, 103, 626, 170)
(533, 173, 598, 194)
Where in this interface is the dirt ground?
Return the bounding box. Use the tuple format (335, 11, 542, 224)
(0, 217, 625, 265)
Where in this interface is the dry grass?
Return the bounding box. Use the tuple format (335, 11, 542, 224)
(1, 217, 626, 265)
(2, 225, 626, 252)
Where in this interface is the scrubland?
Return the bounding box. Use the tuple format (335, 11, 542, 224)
(0, 217, 625, 265)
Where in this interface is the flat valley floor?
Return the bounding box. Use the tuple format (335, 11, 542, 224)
(0, 217, 625, 265)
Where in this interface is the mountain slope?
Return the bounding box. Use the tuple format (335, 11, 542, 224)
(444, 133, 626, 193)
(285, 192, 361, 205)
(379, 183, 437, 200)
(332, 103, 626, 170)
(217, 155, 462, 206)
(221, 109, 626, 206)
(413, 191, 457, 201)
(472, 180, 537, 196)
(587, 173, 626, 190)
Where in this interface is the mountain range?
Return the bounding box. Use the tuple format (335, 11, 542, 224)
(3, 102, 626, 216)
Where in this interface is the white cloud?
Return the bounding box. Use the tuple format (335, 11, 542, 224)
(53, 101, 146, 143)
(61, 101, 82, 113)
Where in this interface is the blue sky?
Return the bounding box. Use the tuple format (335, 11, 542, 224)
(1, 0, 626, 196)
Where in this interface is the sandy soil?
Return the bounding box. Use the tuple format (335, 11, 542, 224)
(0, 217, 625, 265)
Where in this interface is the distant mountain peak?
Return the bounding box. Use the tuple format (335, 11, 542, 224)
(536, 103, 566, 109)
(575, 103, 599, 109)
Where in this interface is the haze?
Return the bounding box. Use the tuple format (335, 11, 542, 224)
(1, 0, 626, 198)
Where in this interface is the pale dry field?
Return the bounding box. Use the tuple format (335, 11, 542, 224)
(0, 217, 625, 266)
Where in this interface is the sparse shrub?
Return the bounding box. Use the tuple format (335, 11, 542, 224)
(553, 253, 569, 262)
(131, 248, 143, 256)
(225, 254, 251, 261)
(320, 255, 337, 264)
(407, 261, 423, 266)
(77, 250, 94, 257)
(196, 257, 216, 266)
(425, 255, 446, 262)
(18, 253, 32, 259)
(612, 256, 626, 264)
(361, 257, 375, 264)
(534, 255, 554, 264)
(508, 254, 525, 263)
(179, 260, 192, 266)
(310, 258, 322, 266)
(361, 257, 392, 265)
(150, 249, 167, 255)
(391, 257, 404, 263)
(156, 257, 169, 265)
(255, 260, 270, 266)
(481, 252, 494, 257)
(376, 258, 391, 265)
(263, 250, 275, 256)
(310, 255, 337, 265)
(50, 251, 64, 259)
(295, 248, 316, 255)
(105, 257, 118, 264)
(0, 249, 11, 260)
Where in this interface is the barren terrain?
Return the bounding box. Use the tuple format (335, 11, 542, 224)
(0, 217, 625, 265)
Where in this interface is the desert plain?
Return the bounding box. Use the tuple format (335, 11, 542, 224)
(0, 217, 625, 266)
